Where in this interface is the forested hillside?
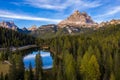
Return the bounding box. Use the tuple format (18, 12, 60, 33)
(0, 27, 35, 47)
(0, 24, 120, 80)
(40, 24, 120, 80)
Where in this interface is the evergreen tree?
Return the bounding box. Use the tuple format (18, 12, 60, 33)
(114, 51, 120, 80)
(56, 59, 64, 80)
(76, 54, 82, 80)
(80, 53, 100, 80)
(35, 52, 43, 80)
(0, 72, 4, 80)
(63, 37, 71, 50)
(0, 27, 35, 47)
(77, 46, 84, 57)
(24, 70, 29, 80)
(88, 55, 101, 80)
(103, 53, 113, 80)
(8, 58, 16, 80)
(63, 51, 76, 80)
(57, 66, 63, 80)
(28, 62, 34, 80)
(80, 51, 91, 80)
(94, 46, 101, 63)
(4, 73, 8, 80)
(0, 52, 4, 61)
(52, 55, 59, 80)
(15, 55, 25, 80)
(110, 72, 115, 80)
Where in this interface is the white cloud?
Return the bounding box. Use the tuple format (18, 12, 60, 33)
(40, 53, 50, 57)
(23, 0, 102, 10)
(104, 6, 120, 16)
(43, 65, 53, 69)
(93, 6, 120, 22)
(23, 54, 36, 59)
(94, 6, 120, 18)
(0, 10, 61, 23)
(23, 51, 51, 60)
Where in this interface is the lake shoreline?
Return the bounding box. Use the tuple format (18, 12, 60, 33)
(24, 50, 53, 70)
(0, 45, 37, 52)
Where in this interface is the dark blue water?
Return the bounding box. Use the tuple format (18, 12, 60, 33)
(23, 50, 53, 69)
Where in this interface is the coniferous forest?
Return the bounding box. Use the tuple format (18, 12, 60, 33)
(0, 27, 35, 47)
(0, 24, 120, 80)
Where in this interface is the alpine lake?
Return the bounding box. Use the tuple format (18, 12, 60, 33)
(22, 47, 53, 70)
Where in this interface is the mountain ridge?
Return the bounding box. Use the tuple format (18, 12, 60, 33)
(0, 10, 120, 37)
(58, 10, 97, 28)
(0, 21, 18, 30)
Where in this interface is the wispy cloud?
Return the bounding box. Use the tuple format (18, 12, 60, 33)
(0, 10, 61, 23)
(94, 6, 120, 18)
(21, 0, 102, 11)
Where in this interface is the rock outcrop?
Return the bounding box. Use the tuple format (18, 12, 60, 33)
(58, 10, 97, 28)
(37, 24, 57, 33)
(28, 25, 37, 31)
(99, 19, 120, 27)
(0, 21, 18, 30)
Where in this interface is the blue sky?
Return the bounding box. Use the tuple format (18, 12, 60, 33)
(0, 0, 120, 28)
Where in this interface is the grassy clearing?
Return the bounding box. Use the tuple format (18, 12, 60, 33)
(0, 61, 9, 75)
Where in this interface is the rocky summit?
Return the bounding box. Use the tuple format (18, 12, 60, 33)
(28, 25, 38, 31)
(99, 19, 120, 27)
(0, 21, 18, 30)
(58, 10, 97, 28)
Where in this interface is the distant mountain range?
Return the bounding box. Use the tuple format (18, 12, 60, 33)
(30, 10, 120, 38)
(0, 10, 120, 38)
(0, 21, 31, 34)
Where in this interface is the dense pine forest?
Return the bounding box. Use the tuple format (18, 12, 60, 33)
(0, 24, 120, 80)
(43, 24, 120, 80)
(0, 27, 35, 47)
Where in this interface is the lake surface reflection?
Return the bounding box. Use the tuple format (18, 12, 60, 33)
(23, 50, 53, 69)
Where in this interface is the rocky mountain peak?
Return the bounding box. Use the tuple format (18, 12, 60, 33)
(22, 27, 28, 31)
(71, 10, 87, 17)
(28, 25, 37, 31)
(58, 10, 96, 28)
(0, 21, 18, 30)
(73, 10, 81, 15)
